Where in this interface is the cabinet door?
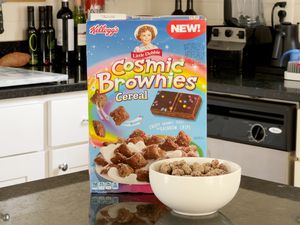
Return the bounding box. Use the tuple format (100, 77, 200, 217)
(0, 101, 44, 158)
(48, 94, 88, 147)
(49, 144, 89, 177)
(0, 151, 46, 188)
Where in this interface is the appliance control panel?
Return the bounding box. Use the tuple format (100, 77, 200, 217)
(210, 27, 246, 43)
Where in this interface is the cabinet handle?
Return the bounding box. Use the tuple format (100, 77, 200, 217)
(58, 163, 68, 172)
(81, 119, 89, 125)
(1, 213, 10, 222)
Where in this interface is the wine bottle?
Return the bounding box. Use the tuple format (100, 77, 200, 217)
(56, 0, 74, 65)
(185, 0, 197, 15)
(172, 0, 184, 15)
(27, 6, 38, 65)
(74, 0, 86, 64)
(38, 6, 48, 65)
(46, 5, 55, 64)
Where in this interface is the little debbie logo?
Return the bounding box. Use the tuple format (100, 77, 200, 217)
(89, 24, 119, 36)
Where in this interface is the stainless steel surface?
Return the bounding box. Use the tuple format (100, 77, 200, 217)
(208, 137, 294, 184)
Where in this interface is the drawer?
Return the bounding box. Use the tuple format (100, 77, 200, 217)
(0, 102, 44, 158)
(49, 144, 89, 177)
(48, 94, 88, 147)
(0, 151, 46, 188)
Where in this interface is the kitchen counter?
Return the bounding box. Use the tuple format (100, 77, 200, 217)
(2, 67, 300, 103)
(0, 65, 87, 100)
(1, 171, 300, 225)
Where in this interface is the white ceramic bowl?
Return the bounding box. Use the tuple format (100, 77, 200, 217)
(149, 157, 241, 216)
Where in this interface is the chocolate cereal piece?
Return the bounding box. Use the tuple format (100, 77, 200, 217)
(94, 155, 108, 167)
(90, 90, 107, 108)
(93, 120, 105, 137)
(117, 163, 134, 177)
(175, 131, 191, 147)
(159, 137, 179, 151)
(143, 144, 165, 160)
(126, 153, 148, 169)
(136, 169, 149, 182)
(145, 135, 165, 146)
(110, 106, 130, 126)
(111, 152, 127, 164)
(151, 91, 201, 120)
(129, 129, 146, 138)
(114, 143, 133, 158)
(126, 136, 144, 144)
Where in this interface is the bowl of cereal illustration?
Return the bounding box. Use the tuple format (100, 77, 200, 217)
(93, 129, 202, 185)
(149, 157, 241, 216)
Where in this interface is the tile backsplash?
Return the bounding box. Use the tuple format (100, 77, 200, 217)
(0, 0, 299, 42)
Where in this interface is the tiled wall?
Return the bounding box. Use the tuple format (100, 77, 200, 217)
(0, 0, 299, 42)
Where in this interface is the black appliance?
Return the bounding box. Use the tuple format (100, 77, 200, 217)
(207, 0, 273, 76)
(207, 94, 296, 151)
(271, 22, 300, 67)
(207, 93, 297, 184)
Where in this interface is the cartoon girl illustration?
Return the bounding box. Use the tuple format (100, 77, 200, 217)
(134, 24, 158, 52)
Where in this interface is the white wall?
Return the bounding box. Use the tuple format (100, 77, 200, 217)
(0, 0, 299, 42)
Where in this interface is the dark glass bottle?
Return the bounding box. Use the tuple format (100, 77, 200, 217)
(27, 6, 38, 65)
(172, 0, 184, 15)
(185, 0, 197, 15)
(38, 6, 48, 65)
(56, 0, 74, 65)
(46, 6, 55, 64)
(74, 0, 86, 64)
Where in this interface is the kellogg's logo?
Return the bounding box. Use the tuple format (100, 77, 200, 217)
(89, 24, 119, 36)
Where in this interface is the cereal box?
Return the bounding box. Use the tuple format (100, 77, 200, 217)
(87, 15, 207, 193)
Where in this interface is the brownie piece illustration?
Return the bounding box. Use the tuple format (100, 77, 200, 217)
(175, 131, 191, 147)
(150, 90, 201, 120)
(114, 143, 133, 158)
(129, 129, 146, 139)
(93, 120, 105, 137)
(159, 137, 179, 151)
(94, 155, 108, 167)
(136, 169, 149, 182)
(126, 153, 148, 169)
(142, 144, 165, 160)
(90, 90, 107, 108)
(110, 106, 130, 126)
(117, 163, 134, 177)
(173, 92, 202, 120)
(145, 135, 164, 146)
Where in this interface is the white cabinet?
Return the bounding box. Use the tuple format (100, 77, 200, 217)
(0, 91, 89, 188)
(0, 151, 46, 188)
(48, 95, 88, 147)
(49, 144, 89, 177)
(0, 100, 44, 158)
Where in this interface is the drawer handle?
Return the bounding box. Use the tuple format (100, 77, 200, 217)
(1, 213, 10, 222)
(81, 119, 89, 125)
(58, 163, 68, 172)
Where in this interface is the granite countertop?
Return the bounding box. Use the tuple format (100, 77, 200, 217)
(1, 67, 300, 103)
(1, 171, 300, 225)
